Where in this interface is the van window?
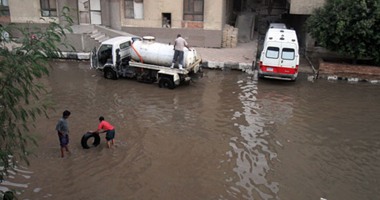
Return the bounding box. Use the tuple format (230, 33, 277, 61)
(120, 41, 131, 50)
(266, 47, 279, 59)
(282, 48, 295, 60)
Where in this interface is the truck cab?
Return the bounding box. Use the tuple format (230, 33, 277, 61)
(91, 36, 140, 71)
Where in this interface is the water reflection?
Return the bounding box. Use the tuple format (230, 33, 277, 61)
(228, 76, 294, 199)
(0, 166, 33, 197)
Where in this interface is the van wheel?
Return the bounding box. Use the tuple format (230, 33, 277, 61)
(159, 77, 175, 89)
(81, 132, 101, 149)
(104, 69, 117, 80)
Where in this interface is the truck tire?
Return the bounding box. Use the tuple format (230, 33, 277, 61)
(158, 77, 175, 89)
(81, 132, 101, 149)
(104, 69, 117, 80)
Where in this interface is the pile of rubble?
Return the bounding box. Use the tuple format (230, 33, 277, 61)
(222, 25, 238, 48)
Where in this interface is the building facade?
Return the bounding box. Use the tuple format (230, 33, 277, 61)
(0, 0, 325, 48)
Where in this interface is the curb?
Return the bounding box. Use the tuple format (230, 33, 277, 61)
(60, 52, 256, 73)
(201, 61, 253, 73)
(60, 52, 90, 60)
(318, 74, 380, 84)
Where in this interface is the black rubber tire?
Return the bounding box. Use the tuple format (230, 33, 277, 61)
(81, 132, 101, 149)
(158, 77, 175, 89)
(104, 69, 117, 80)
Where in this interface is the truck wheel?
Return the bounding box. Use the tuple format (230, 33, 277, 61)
(104, 69, 117, 80)
(258, 73, 265, 79)
(159, 77, 175, 89)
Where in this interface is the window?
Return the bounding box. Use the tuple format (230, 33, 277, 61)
(124, 0, 144, 19)
(120, 41, 131, 50)
(266, 47, 279, 59)
(183, 0, 204, 21)
(0, 0, 9, 16)
(40, 0, 57, 17)
(124, 0, 134, 18)
(282, 48, 295, 60)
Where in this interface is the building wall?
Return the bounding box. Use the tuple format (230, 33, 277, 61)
(9, 0, 48, 23)
(119, 0, 224, 47)
(58, 0, 80, 25)
(203, 0, 223, 30)
(108, 0, 122, 30)
(8, 0, 78, 24)
(288, 0, 325, 15)
(121, 0, 179, 28)
(120, 0, 223, 30)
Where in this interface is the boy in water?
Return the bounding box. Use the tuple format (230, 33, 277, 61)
(92, 116, 116, 148)
(56, 110, 71, 158)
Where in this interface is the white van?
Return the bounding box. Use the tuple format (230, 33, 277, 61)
(258, 25, 299, 81)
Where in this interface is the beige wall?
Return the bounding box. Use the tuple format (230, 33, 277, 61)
(121, 0, 223, 31)
(289, 0, 325, 15)
(203, 0, 223, 30)
(121, 0, 181, 28)
(9, 0, 57, 23)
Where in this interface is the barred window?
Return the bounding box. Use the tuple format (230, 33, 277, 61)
(40, 0, 57, 17)
(124, 0, 134, 18)
(124, 0, 144, 19)
(0, 0, 9, 16)
(183, 0, 204, 21)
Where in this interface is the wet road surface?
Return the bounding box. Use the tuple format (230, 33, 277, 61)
(1, 60, 379, 200)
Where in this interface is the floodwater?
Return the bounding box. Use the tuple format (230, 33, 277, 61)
(1, 60, 380, 200)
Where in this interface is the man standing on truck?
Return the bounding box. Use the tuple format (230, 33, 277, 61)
(171, 34, 191, 70)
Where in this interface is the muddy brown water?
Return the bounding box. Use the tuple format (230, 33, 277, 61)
(1, 60, 379, 200)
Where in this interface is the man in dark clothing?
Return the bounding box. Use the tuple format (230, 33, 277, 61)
(56, 110, 71, 158)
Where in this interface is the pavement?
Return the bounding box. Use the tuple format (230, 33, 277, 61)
(196, 40, 315, 75)
(59, 39, 315, 75)
(60, 25, 316, 75)
(58, 25, 316, 75)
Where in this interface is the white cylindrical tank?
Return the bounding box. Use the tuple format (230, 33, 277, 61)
(130, 36, 199, 68)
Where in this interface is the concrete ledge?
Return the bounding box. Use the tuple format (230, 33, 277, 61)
(318, 59, 380, 84)
(60, 52, 90, 60)
(201, 61, 253, 72)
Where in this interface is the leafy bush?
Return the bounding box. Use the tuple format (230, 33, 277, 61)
(307, 0, 380, 64)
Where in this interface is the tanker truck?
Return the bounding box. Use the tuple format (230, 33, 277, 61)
(90, 36, 202, 89)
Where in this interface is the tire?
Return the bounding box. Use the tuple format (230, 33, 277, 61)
(158, 77, 175, 89)
(104, 69, 117, 80)
(258, 73, 265, 79)
(81, 132, 101, 149)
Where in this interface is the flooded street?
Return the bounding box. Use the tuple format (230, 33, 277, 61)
(2, 60, 380, 200)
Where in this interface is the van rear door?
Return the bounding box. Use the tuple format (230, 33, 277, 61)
(280, 43, 297, 69)
(262, 41, 281, 72)
(261, 42, 298, 73)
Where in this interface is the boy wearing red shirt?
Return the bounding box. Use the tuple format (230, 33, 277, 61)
(93, 116, 115, 148)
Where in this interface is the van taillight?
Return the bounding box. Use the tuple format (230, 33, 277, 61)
(260, 61, 263, 67)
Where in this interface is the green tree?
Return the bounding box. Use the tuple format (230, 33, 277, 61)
(306, 0, 380, 64)
(0, 7, 73, 181)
